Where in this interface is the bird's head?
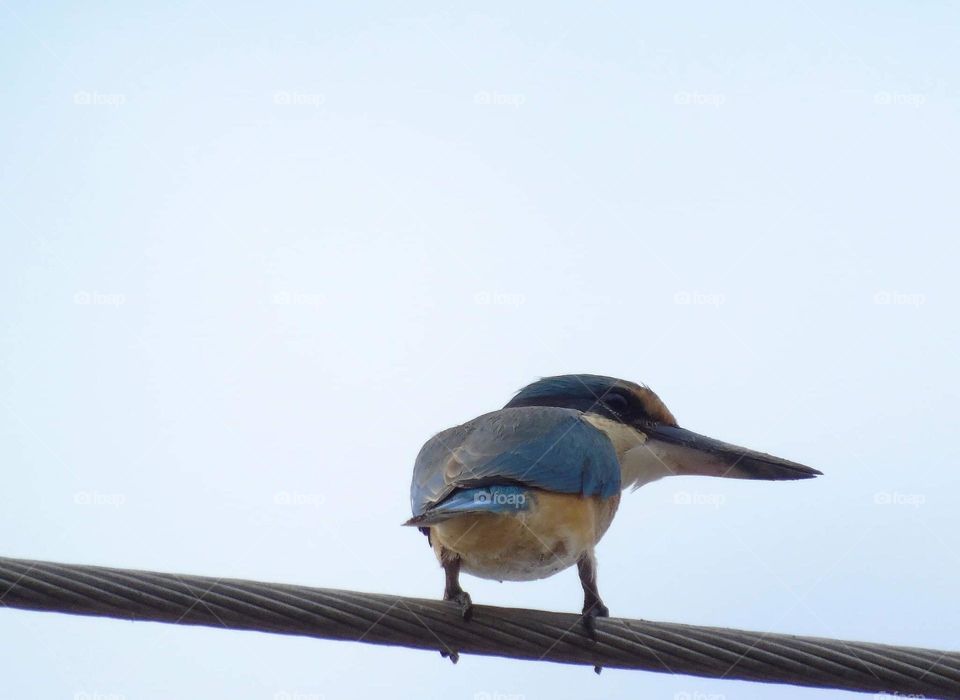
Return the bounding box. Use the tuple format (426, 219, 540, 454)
(505, 374, 821, 485)
(505, 374, 677, 426)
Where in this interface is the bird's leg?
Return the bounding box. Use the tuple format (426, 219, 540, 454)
(577, 550, 609, 637)
(440, 547, 473, 621)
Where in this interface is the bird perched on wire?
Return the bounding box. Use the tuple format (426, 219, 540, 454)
(405, 374, 821, 633)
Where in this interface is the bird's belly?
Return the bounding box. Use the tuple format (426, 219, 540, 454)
(430, 491, 620, 582)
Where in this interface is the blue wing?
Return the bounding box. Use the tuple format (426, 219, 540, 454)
(409, 406, 621, 517)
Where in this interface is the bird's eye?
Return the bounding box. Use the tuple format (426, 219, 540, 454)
(603, 393, 629, 414)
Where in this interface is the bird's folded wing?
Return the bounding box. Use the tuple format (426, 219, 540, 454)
(410, 406, 620, 517)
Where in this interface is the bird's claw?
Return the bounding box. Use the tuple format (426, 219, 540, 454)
(445, 590, 473, 621)
(439, 648, 460, 664)
(581, 601, 609, 639)
(439, 591, 470, 664)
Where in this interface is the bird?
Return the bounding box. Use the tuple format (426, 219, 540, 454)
(405, 374, 821, 633)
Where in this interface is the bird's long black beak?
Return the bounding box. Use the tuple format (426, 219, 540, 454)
(640, 423, 822, 481)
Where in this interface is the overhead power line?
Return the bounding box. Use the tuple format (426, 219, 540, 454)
(0, 556, 957, 697)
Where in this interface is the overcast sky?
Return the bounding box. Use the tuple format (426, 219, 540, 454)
(2, 3, 958, 699)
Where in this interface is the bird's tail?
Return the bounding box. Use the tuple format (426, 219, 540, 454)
(403, 485, 533, 526)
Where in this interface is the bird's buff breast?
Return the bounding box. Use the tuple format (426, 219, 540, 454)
(430, 491, 621, 582)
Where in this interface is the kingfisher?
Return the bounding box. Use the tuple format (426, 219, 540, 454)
(405, 374, 821, 632)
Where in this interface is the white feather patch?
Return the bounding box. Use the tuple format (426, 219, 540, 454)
(583, 414, 675, 490)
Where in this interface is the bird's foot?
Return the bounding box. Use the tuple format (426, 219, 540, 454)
(444, 590, 473, 621)
(581, 601, 609, 639)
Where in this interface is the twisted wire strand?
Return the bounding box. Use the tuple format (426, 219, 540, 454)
(0, 556, 957, 697)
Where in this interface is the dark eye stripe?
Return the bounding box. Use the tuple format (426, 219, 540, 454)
(603, 394, 629, 412)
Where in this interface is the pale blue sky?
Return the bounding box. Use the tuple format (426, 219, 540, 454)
(2, 3, 958, 699)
